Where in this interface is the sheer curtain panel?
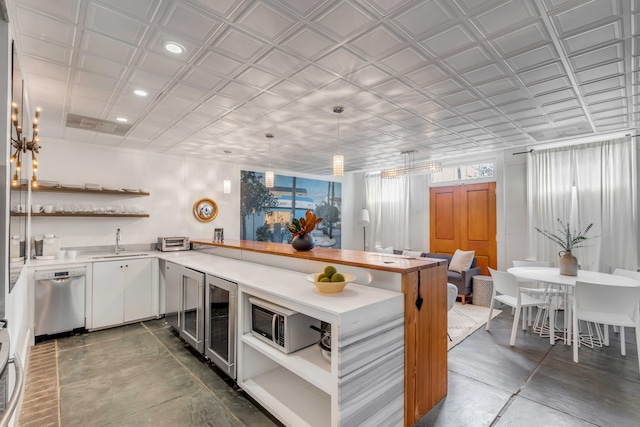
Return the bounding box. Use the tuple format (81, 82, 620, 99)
(531, 137, 637, 272)
(364, 173, 410, 251)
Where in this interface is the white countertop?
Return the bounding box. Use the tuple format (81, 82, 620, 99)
(160, 251, 403, 317)
(25, 249, 403, 318)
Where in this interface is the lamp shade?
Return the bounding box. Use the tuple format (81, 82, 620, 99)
(223, 178, 231, 194)
(357, 208, 370, 226)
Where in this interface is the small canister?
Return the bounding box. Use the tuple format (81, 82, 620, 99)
(214, 228, 224, 242)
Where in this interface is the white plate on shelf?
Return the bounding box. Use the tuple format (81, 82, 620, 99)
(123, 188, 139, 192)
(139, 188, 149, 193)
(38, 180, 60, 187)
(84, 183, 101, 190)
(61, 184, 83, 189)
(102, 186, 122, 191)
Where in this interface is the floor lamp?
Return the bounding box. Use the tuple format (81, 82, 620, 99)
(357, 208, 370, 251)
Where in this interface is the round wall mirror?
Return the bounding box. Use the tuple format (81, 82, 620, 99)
(193, 198, 218, 222)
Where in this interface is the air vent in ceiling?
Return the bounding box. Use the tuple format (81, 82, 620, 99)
(65, 113, 132, 136)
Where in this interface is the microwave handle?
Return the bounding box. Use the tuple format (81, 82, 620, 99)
(271, 313, 278, 345)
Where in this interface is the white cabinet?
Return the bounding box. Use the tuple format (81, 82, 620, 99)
(92, 258, 156, 329)
(124, 259, 154, 322)
(92, 261, 124, 329)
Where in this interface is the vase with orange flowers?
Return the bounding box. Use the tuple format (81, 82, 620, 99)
(289, 210, 323, 251)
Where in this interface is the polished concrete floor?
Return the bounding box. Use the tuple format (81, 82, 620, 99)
(48, 320, 278, 427)
(21, 311, 640, 426)
(419, 311, 640, 427)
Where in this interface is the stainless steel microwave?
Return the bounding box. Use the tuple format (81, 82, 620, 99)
(249, 297, 320, 353)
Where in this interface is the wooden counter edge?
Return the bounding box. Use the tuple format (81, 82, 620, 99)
(191, 239, 442, 273)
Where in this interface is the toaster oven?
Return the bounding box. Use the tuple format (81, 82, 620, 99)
(157, 237, 190, 252)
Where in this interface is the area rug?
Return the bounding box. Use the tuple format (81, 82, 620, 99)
(448, 302, 501, 350)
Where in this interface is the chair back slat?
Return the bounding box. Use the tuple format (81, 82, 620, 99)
(489, 268, 520, 298)
(574, 281, 640, 320)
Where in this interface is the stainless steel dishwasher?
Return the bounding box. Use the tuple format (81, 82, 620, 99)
(35, 267, 86, 337)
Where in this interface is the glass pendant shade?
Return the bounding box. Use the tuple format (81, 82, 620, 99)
(265, 133, 275, 187)
(265, 170, 274, 188)
(332, 106, 344, 176)
(333, 154, 344, 176)
(223, 150, 231, 193)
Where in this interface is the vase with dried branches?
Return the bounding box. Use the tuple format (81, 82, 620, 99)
(535, 219, 594, 276)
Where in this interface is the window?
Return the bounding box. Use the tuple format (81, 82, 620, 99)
(431, 162, 494, 183)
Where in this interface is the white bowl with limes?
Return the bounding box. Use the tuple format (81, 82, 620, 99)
(305, 269, 356, 294)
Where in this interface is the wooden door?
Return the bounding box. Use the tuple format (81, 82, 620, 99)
(430, 182, 497, 275)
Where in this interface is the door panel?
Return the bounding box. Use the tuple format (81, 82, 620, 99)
(430, 187, 459, 254)
(430, 182, 497, 275)
(123, 258, 153, 322)
(460, 183, 496, 275)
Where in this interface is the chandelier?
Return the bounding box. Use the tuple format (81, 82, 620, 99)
(10, 102, 41, 187)
(380, 150, 442, 179)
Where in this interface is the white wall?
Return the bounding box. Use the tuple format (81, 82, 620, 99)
(31, 139, 348, 250)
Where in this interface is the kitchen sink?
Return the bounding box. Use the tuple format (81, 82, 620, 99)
(88, 253, 150, 260)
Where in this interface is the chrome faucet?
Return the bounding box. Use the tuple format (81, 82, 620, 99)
(115, 228, 122, 254)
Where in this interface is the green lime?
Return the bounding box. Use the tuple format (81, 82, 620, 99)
(324, 265, 337, 277)
(331, 273, 345, 282)
(319, 277, 331, 282)
(317, 273, 326, 280)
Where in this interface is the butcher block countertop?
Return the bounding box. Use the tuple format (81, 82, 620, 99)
(189, 239, 444, 273)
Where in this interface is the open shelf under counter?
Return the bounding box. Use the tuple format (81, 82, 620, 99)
(241, 333, 331, 393)
(241, 345, 331, 427)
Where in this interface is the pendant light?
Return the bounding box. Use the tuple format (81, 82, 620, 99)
(332, 106, 344, 176)
(265, 133, 275, 188)
(223, 150, 231, 194)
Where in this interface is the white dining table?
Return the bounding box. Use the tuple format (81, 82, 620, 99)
(507, 267, 640, 345)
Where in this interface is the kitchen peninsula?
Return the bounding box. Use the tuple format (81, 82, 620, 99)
(190, 239, 449, 426)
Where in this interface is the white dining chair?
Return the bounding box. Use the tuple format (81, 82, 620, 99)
(572, 280, 640, 373)
(447, 283, 457, 342)
(512, 260, 556, 328)
(487, 268, 555, 346)
(600, 268, 640, 348)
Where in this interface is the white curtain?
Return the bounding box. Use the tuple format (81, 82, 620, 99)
(531, 137, 637, 272)
(364, 173, 410, 251)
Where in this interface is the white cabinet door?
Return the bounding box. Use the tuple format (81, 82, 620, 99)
(123, 258, 153, 322)
(92, 261, 124, 329)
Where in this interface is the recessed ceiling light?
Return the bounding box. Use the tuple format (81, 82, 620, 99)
(134, 89, 148, 97)
(116, 117, 128, 122)
(164, 42, 184, 54)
